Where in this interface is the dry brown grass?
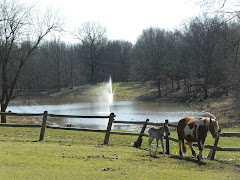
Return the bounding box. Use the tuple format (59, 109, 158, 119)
(195, 96, 239, 128)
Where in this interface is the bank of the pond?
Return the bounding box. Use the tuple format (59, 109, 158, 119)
(42, 82, 157, 101)
(194, 96, 239, 128)
(39, 82, 239, 128)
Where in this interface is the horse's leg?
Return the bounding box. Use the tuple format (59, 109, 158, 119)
(197, 141, 204, 160)
(179, 139, 183, 156)
(160, 138, 166, 156)
(189, 142, 196, 157)
(154, 138, 159, 156)
(148, 137, 154, 156)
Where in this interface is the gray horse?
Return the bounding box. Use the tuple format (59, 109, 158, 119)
(148, 123, 170, 157)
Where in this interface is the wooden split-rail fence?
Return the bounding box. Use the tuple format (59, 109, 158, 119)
(0, 111, 240, 160)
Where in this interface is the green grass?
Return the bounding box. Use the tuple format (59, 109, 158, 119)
(113, 82, 155, 101)
(0, 125, 239, 179)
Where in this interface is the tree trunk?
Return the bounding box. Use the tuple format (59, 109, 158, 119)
(1, 105, 7, 123)
(165, 77, 168, 96)
(204, 78, 209, 99)
(171, 77, 174, 92)
(204, 57, 210, 99)
(177, 79, 180, 90)
(70, 57, 73, 89)
(90, 65, 95, 84)
(157, 78, 161, 97)
(57, 62, 60, 91)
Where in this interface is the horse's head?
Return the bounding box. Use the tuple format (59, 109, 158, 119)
(209, 118, 221, 139)
(163, 123, 170, 136)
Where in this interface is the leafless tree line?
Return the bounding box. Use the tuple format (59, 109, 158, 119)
(13, 15, 240, 99)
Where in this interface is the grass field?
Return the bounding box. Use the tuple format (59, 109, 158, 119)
(0, 124, 239, 179)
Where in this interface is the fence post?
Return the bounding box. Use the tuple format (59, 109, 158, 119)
(39, 111, 48, 141)
(210, 136, 220, 160)
(165, 119, 170, 155)
(104, 113, 115, 145)
(133, 119, 149, 148)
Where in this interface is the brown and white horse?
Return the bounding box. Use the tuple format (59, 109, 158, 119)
(177, 116, 221, 160)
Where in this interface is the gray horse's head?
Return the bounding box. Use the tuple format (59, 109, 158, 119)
(163, 123, 170, 136)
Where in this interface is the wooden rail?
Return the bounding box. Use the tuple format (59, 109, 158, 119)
(167, 136, 240, 151)
(0, 112, 44, 116)
(219, 132, 240, 137)
(113, 120, 177, 127)
(48, 114, 110, 119)
(0, 124, 41, 127)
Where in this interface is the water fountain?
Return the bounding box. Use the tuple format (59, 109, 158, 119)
(97, 76, 114, 115)
(107, 76, 114, 109)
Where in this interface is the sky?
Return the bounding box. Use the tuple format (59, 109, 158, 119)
(26, 0, 204, 44)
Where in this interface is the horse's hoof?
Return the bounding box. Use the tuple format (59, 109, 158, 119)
(197, 155, 202, 161)
(150, 154, 157, 158)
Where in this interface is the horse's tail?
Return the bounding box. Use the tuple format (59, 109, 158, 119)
(182, 139, 186, 154)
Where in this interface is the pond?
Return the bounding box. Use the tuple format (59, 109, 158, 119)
(7, 93, 206, 131)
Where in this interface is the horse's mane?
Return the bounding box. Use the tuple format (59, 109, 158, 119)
(202, 112, 216, 119)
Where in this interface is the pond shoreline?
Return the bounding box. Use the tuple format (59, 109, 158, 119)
(16, 82, 239, 128)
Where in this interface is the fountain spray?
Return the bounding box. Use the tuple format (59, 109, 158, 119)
(97, 76, 114, 115)
(107, 76, 114, 113)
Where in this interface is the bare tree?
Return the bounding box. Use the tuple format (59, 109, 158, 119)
(180, 15, 224, 99)
(44, 39, 67, 91)
(132, 28, 168, 97)
(106, 40, 132, 82)
(197, 0, 240, 19)
(73, 21, 108, 84)
(0, 0, 63, 123)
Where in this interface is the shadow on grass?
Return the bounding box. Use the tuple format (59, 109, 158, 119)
(214, 159, 240, 169)
(169, 155, 208, 165)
